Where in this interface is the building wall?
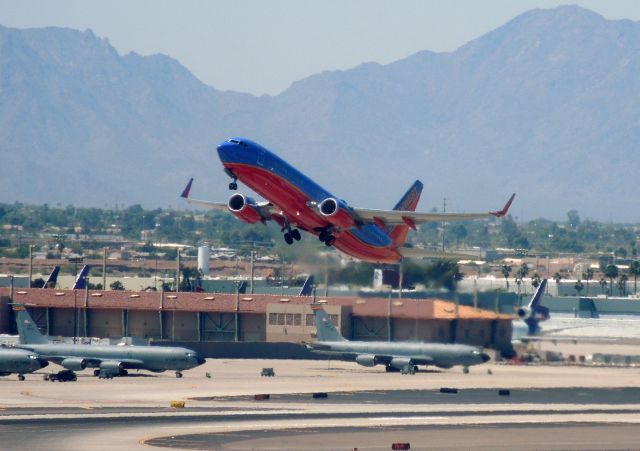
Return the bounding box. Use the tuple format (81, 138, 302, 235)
(161, 311, 198, 341)
(241, 313, 266, 342)
(127, 310, 161, 339)
(87, 308, 122, 338)
(200, 312, 236, 341)
(266, 304, 348, 343)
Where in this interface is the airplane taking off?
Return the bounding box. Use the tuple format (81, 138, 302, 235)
(306, 306, 490, 374)
(12, 305, 205, 379)
(181, 138, 515, 263)
(0, 347, 48, 380)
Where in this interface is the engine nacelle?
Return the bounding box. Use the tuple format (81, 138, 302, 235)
(228, 193, 263, 224)
(318, 197, 356, 230)
(99, 360, 124, 374)
(516, 306, 532, 320)
(355, 354, 378, 367)
(389, 357, 413, 369)
(61, 357, 87, 371)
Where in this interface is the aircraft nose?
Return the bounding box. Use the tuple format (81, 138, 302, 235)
(217, 140, 240, 163)
(196, 356, 206, 365)
(481, 352, 491, 363)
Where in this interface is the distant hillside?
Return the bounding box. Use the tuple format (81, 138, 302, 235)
(1, 5, 640, 221)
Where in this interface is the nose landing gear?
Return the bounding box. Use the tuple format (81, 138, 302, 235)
(318, 229, 336, 247)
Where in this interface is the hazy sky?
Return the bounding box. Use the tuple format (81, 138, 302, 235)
(1, 1, 639, 95)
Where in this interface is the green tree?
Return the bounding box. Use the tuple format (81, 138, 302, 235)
(582, 268, 594, 296)
(110, 280, 125, 291)
(603, 264, 619, 296)
(599, 277, 607, 294)
(553, 272, 562, 294)
(531, 272, 541, 289)
(628, 260, 640, 294)
(501, 264, 512, 289)
(567, 209, 580, 229)
(617, 274, 628, 296)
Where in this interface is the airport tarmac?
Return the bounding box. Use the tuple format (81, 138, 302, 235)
(1, 359, 640, 450)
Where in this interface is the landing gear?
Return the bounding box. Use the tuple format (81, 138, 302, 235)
(318, 229, 335, 247)
(93, 369, 100, 377)
(225, 168, 238, 190)
(175, 371, 183, 378)
(463, 366, 470, 374)
(400, 365, 417, 375)
(17, 374, 25, 381)
(291, 229, 301, 241)
(229, 181, 237, 190)
(284, 232, 293, 245)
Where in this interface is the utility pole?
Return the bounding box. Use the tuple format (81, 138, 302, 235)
(250, 250, 255, 294)
(441, 197, 447, 252)
(176, 248, 181, 292)
(102, 247, 107, 290)
(28, 245, 34, 288)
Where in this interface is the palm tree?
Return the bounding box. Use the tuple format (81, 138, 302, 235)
(531, 272, 541, 289)
(574, 280, 584, 297)
(604, 264, 619, 296)
(617, 274, 628, 296)
(581, 268, 594, 296)
(599, 277, 607, 294)
(501, 264, 512, 290)
(553, 272, 562, 294)
(628, 260, 640, 294)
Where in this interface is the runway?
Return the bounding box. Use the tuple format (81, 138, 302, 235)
(1, 359, 640, 450)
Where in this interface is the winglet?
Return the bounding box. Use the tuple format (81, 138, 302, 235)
(180, 178, 194, 199)
(490, 193, 515, 217)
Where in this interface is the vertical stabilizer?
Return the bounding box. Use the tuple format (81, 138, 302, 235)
(72, 265, 91, 290)
(43, 266, 60, 289)
(517, 279, 550, 335)
(312, 306, 346, 342)
(12, 305, 48, 344)
(298, 275, 315, 296)
(389, 180, 423, 246)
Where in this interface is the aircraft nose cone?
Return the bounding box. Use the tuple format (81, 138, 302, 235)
(196, 356, 206, 365)
(481, 352, 491, 363)
(217, 140, 239, 163)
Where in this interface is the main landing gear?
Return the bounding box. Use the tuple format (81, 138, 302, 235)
(175, 371, 183, 378)
(283, 227, 301, 245)
(318, 229, 336, 247)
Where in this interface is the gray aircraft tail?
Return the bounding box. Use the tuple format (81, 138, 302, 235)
(312, 306, 346, 342)
(12, 305, 48, 344)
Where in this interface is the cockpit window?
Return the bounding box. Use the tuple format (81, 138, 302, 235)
(229, 139, 240, 144)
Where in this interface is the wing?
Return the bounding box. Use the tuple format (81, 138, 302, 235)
(180, 178, 280, 222)
(353, 193, 515, 228)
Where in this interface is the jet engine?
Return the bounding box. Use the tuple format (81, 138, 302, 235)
(99, 360, 124, 374)
(60, 357, 87, 371)
(318, 197, 356, 229)
(389, 357, 413, 370)
(228, 193, 263, 224)
(516, 306, 532, 320)
(355, 354, 378, 367)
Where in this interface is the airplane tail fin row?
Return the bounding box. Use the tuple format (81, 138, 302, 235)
(72, 265, 91, 290)
(517, 279, 550, 335)
(12, 305, 48, 344)
(43, 266, 60, 289)
(389, 180, 423, 247)
(312, 306, 346, 342)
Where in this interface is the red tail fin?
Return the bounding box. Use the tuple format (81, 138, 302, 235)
(389, 180, 423, 246)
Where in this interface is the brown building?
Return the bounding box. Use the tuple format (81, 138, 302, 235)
(0, 288, 513, 352)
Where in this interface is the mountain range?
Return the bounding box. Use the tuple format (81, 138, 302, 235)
(1, 5, 639, 221)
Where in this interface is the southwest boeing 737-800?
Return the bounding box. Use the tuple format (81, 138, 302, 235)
(181, 138, 514, 263)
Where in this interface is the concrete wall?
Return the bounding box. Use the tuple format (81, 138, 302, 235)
(266, 304, 348, 343)
(127, 310, 161, 339)
(162, 311, 198, 341)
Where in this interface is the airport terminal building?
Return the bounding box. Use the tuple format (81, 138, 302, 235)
(0, 288, 513, 354)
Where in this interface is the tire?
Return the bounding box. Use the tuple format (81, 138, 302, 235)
(291, 229, 301, 241)
(284, 233, 293, 245)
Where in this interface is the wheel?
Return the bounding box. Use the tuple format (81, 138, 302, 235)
(291, 229, 301, 241)
(284, 232, 293, 245)
(17, 374, 25, 381)
(176, 371, 183, 378)
(325, 235, 335, 246)
(94, 369, 100, 377)
(463, 366, 469, 374)
(229, 182, 237, 190)
(318, 230, 329, 242)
